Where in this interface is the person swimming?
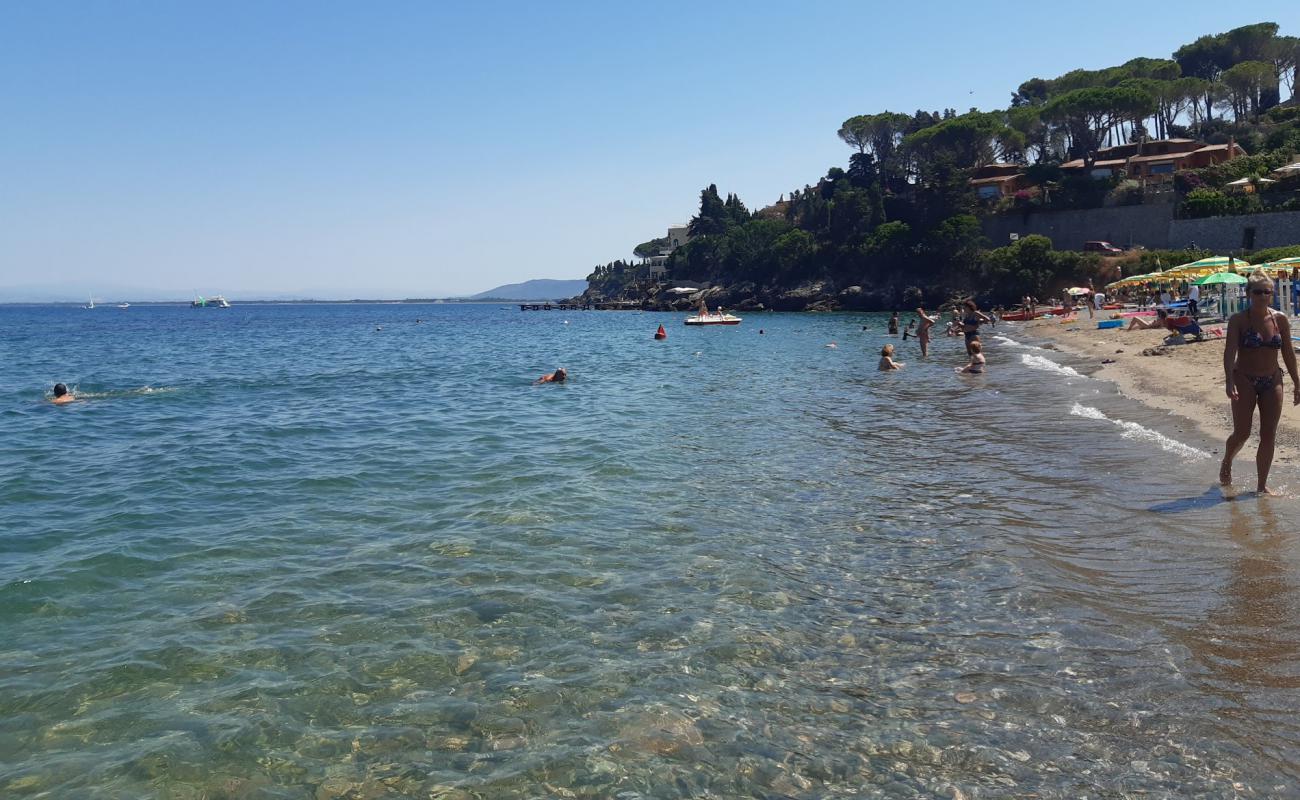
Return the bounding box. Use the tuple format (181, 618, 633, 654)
(956, 340, 985, 374)
(878, 344, 904, 371)
(51, 383, 75, 404)
(535, 368, 567, 384)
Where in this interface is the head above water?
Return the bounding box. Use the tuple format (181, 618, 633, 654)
(881, 344, 894, 357)
(554, 368, 567, 381)
(968, 340, 982, 354)
(53, 383, 68, 397)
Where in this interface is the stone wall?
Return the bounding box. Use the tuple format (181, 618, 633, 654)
(1167, 209, 1300, 251)
(980, 204, 1300, 254)
(980, 202, 1176, 250)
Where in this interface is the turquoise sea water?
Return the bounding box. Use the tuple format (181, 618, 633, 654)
(3, 303, 1299, 798)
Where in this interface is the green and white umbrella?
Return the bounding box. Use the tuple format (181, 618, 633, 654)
(1193, 271, 1247, 285)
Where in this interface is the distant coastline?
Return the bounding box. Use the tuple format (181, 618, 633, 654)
(0, 298, 542, 307)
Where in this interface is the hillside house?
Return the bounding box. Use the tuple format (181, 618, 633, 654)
(1060, 138, 1245, 182)
(970, 163, 1030, 199)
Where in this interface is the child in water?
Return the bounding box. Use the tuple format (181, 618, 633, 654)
(878, 344, 904, 371)
(956, 341, 985, 374)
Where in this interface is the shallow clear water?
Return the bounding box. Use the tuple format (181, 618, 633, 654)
(2, 304, 1299, 798)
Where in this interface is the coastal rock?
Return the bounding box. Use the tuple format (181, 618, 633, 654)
(617, 707, 704, 755)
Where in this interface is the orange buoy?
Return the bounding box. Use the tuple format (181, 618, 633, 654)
(654, 324, 667, 340)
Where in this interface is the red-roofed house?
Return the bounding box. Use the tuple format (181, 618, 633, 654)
(970, 163, 1029, 200)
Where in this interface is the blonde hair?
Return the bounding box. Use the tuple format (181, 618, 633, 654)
(1247, 270, 1272, 292)
(881, 344, 894, 357)
(969, 340, 983, 354)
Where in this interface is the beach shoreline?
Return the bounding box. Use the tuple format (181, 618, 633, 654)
(1015, 314, 1300, 472)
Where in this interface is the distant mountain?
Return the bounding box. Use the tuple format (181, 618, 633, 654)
(469, 279, 587, 301)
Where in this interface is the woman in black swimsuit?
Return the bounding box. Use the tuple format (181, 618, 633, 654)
(1221, 271, 1300, 494)
(961, 300, 992, 355)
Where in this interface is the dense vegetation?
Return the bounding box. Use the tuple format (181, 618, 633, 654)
(586, 22, 1300, 308)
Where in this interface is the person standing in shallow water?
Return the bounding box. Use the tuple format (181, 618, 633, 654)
(888, 312, 899, 335)
(1220, 271, 1299, 494)
(961, 300, 993, 355)
(915, 307, 937, 357)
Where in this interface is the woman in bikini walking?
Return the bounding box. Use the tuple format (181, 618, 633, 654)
(1220, 270, 1300, 494)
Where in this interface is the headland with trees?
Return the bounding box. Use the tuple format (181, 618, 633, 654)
(581, 22, 1300, 311)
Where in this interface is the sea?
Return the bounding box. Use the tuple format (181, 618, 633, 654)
(2, 302, 1298, 799)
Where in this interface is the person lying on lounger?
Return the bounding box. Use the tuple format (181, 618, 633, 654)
(1127, 309, 1203, 341)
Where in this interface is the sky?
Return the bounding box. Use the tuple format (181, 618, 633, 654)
(1, 1, 1296, 300)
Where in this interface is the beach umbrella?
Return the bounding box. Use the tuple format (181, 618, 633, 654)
(1170, 256, 1239, 275)
(1065, 286, 1091, 296)
(1193, 271, 1246, 285)
(1194, 271, 1248, 316)
(1272, 162, 1300, 177)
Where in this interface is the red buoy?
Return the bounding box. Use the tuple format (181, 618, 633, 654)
(654, 324, 667, 340)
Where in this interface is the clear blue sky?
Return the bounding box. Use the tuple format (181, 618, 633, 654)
(1, 1, 1295, 299)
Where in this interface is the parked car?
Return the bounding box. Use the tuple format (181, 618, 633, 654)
(1083, 240, 1124, 254)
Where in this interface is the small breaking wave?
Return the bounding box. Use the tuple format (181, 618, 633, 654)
(1070, 403, 1210, 459)
(992, 335, 1046, 352)
(1020, 353, 1081, 377)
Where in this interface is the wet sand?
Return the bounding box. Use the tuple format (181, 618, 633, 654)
(1018, 314, 1300, 470)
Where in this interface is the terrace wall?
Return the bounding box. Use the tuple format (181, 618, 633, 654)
(1167, 209, 1300, 251)
(980, 203, 1176, 251)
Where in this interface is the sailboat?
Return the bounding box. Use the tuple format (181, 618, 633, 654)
(85, 294, 95, 309)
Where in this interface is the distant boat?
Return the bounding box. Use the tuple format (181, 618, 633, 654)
(85, 294, 95, 310)
(684, 300, 741, 326)
(191, 295, 231, 308)
(117, 302, 130, 309)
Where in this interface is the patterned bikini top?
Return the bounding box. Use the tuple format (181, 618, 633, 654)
(1241, 313, 1283, 349)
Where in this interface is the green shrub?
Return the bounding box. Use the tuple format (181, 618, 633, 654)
(1250, 245, 1300, 263)
(1136, 248, 1212, 272)
(1180, 188, 1230, 218)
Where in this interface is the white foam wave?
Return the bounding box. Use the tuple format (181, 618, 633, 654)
(1020, 353, 1081, 377)
(1070, 403, 1209, 459)
(991, 334, 1046, 351)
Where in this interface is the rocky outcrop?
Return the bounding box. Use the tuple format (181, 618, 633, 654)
(573, 279, 955, 312)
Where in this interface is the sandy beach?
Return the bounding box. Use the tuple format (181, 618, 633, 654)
(1018, 313, 1300, 471)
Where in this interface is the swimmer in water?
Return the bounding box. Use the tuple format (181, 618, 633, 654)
(878, 344, 904, 370)
(51, 383, 75, 404)
(535, 368, 567, 384)
(956, 340, 986, 374)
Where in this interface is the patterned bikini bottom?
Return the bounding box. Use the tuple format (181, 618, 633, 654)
(1236, 369, 1284, 396)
